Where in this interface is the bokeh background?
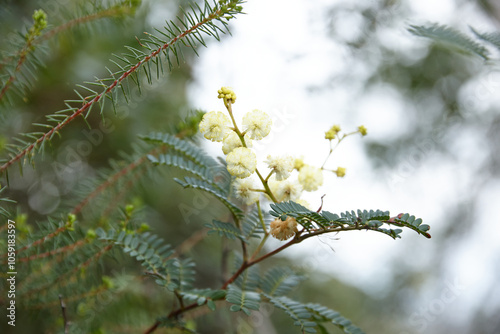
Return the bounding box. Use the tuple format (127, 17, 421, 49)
(1, 0, 499, 333)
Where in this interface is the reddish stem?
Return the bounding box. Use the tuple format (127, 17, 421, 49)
(17, 239, 86, 262)
(0, 9, 223, 174)
(0, 35, 34, 101)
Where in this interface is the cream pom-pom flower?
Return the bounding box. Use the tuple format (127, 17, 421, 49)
(222, 131, 252, 155)
(298, 165, 323, 191)
(199, 111, 230, 142)
(275, 179, 303, 202)
(233, 178, 259, 205)
(265, 155, 294, 181)
(226, 147, 257, 179)
(242, 109, 272, 140)
(270, 216, 298, 241)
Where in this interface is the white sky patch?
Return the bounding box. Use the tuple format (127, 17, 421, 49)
(409, 0, 456, 22)
(355, 85, 409, 141)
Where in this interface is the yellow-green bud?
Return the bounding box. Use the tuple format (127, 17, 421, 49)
(67, 213, 76, 230)
(217, 86, 236, 104)
(0, 136, 6, 153)
(68, 213, 76, 223)
(138, 223, 150, 232)
(33, 9, 47, 28)
(28, 9, 48, 38)
(125, 204, 134, 217)
(86, 229, 97, 240)
(102, 276, 114, 289)
(358, 125, 367, 136)
(294, 157, 305, 171)
(77, 302, 89, 316)
(325, 130, 336, 140)
(325, 125, 341, 140)
(335, 167, 346, 178)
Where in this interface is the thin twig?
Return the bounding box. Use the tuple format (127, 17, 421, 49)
(0, 8, 226, 174)
(59, 295, 69, 334)
(17, 239, 86, 262)
(143, 214, 414, 333)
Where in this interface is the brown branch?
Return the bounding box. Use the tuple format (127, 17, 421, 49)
(40, 7, 129, 43)
(21, 243, 113, 298)
(71, 140, 172, 216)
(221, 237, 298, 289)
(142, 216, 415, 332)
(18, 239, 86, 263)
(0, 5, 133, 71)
(0, 223, 70, 258)
(0, 34, 36, 102)
(0, 9, 224, 174)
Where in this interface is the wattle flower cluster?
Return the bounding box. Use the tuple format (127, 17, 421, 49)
(198, 87, 362, 242)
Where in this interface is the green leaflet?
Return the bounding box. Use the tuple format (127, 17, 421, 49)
(305, 302, 365, 334)
(269, 201, 431, 239)
(266, 295, 316, 333)
(1, 0, 243, 174)
(206, 219, 247, 243)
(266, 295, 365, 334)
(241, 207, 265, 239)
(393, 213, 431, 238)
(0, 185, 15, 217)
(408, 24, 489, 59)
(470, 28, 500, 53)
(233, 263, 260, 292)
(175, 176, 243, 219)
(165, 257, 196, 292)
(180, 289, 226, 311)
(142, 132, 219, 169)
(260, 267, 305, 297)
(142, 132, 232, 194)
(148, 153, 226, 192)
(98, 229, 174, 272)
(97, 229, 196, 291)
(226, 284, 261, 316)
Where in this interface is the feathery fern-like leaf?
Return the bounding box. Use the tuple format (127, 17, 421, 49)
(142, 132, 218, 168)
(267, 295, 365, 334)
(470, 27, 500, 53)
(181, 288, 226, 311)
(0, 185, 15, 217)
(269, 201, 431, 239)
(260, 267, 305, 297)
(266, 295, 316, 333)
(408, 24, 489, 59)
(0, 1, 244, 174)
(305, 303, 365, 334)
(226, 284, 261, 315)
(98, 229, 173, 273)
(241, 207, 265, 239)
(175, 176, 243, 219)
(206, 219, 247, 242)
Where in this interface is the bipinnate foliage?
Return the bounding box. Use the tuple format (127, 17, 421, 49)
(130, 126, 430, 333)
(0, 1, 435, 333)
(0, 0, 141, 106)
(267, 296, 364, 334)
(269, 201, 431, 239)
(409, 23, 500, 60)
(0, 0, 244, 175)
